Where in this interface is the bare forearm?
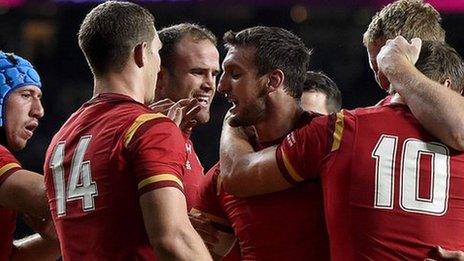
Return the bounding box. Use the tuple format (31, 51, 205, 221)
(11, 234, 60, 261)
(390, 63, 464, 151)
(152, 228, 212, 261)
(219, 122, 253, 178)
(220, 120, 292, 196)
(0, 170, 50, 219)
(141, 188, 211, 261)
(377, 36, 464, 151)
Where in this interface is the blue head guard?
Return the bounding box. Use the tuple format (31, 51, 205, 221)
(0, 52, 41, 127)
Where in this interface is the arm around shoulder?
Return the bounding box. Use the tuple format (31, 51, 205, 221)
(219, 121, 292, 197)
(377, 36, 464, 151)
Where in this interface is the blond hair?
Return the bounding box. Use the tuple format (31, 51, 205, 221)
(363, 0, 445, 46)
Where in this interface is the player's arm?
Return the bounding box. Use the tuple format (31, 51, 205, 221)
(190, 167, 237, 259)
(0, 169, 50, 219)
(140, 187, 211, 260)
(0, 169, 60, 260)
(219, 119, 292, 197)
(126, 114, 211, 260)
(11, 232, 60, 261)
(377, 36, 464, 151)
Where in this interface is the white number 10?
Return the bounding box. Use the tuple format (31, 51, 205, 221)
(372, 135, 450, 216)
(49, 135, 98, 217)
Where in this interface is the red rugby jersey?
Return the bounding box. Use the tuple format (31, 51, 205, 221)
(44, 93, 188, 260)
(0, 145, 22, 260)
(182, 135, 205, 211)
(195, 112, 330, 261)
(277, 104, 464, 260)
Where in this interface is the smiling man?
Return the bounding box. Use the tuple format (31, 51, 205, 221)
(155, 23, 220, 210)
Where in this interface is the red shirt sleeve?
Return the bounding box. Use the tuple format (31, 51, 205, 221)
(0, 145, 22, 186)
(192, 163, 233, 234)
(276, 112, 345, 184)
(125, 115, 187, 196)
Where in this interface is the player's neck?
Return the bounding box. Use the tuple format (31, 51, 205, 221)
(254, 96, 302, 143)
(93, 71, 146, 104)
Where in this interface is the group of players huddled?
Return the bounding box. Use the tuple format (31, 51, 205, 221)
(1, 0, 464, 260)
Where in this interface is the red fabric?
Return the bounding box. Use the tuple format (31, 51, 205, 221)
(278, 104, 464, 260)
(196, 112, 330, 261)
(182, 136, 206, 211)
(44, 93, 187, 260)
(0, 145, 21, 260)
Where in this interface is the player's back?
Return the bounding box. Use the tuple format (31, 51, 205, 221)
(44, 93, 161, 260)
(328, 103, 464, 260)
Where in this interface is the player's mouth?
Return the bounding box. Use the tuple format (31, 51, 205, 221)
(225, 95, 238, 113)
(24, 121, 38, 139)
(194, 94, 211, 108)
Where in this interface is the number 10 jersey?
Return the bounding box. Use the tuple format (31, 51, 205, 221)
(276, 103, 464, 260)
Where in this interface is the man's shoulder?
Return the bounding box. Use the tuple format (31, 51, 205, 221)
(0, 145, 13, 157)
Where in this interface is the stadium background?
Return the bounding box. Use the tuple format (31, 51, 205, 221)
(1, 0, 463, 239)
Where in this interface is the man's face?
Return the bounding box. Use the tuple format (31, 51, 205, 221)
(367, 40, 390, 91)
(300, 90, 329, 115)
(218, 46, 267, 127)
(5, 85, 44, 151)
(160, 36, 220, 123)
(145, 30, 163, 104)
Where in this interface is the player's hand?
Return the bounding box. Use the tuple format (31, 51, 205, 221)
(150, 98, 201, 133)
(23, 214, 58, 242)
(171, 98, 201, 133)
(189, 212, 219, 250)
(425, 246, 464, 261)
(148, 98, 175, 113)
(377, 36, 422, 79)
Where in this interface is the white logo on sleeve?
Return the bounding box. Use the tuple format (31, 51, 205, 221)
(286, 132, 296, 147)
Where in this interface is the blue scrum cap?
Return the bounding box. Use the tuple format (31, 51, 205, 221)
(0, 52, 42, 127)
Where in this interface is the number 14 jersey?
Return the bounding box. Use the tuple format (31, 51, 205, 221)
(44, 93, 188, 260)
(276, 103, 464, 260)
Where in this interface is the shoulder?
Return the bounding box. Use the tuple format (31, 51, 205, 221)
(123, 112, 178, 148)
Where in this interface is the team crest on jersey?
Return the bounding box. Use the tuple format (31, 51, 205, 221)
(185, 143, 192, 154)
(286, 132, 296, 147)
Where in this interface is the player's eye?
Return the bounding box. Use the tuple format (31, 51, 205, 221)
(231, 72, 241, 79)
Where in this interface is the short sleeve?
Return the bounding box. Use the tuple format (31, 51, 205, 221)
(0, 145, 22, 186)
(276, 111, 346, 184)
(192, 163, 233, 234)
(124, 113, 187, 196)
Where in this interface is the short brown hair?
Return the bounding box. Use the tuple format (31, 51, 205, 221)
(303, 71, 342, 113)
(416, 41, 464, 94)
(158, 23, 217, 73)
(363, 0, 445, 46)
(78, 1, 156, 76)
(223, 26, 311, 99)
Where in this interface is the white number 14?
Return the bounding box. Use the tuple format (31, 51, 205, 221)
(49, 135, 98, 217)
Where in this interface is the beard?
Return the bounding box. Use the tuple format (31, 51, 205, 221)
(228, 87, 267, 127)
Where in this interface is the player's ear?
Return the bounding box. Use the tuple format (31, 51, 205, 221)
(443, 78, 451, 88)
(133, 41, 148, 68)
(265, 69, 285, 94)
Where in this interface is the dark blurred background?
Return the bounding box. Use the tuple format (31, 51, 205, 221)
(1, 0, 463, 238)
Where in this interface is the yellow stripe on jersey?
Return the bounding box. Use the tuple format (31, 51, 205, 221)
(0, 163, 20, 177)
(138, 174, 184, 190)
(331, 111, 345, 152)
(124, 113, 167, 148)
(190, 208, 231, 226)
(281, 150, 304, 182)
